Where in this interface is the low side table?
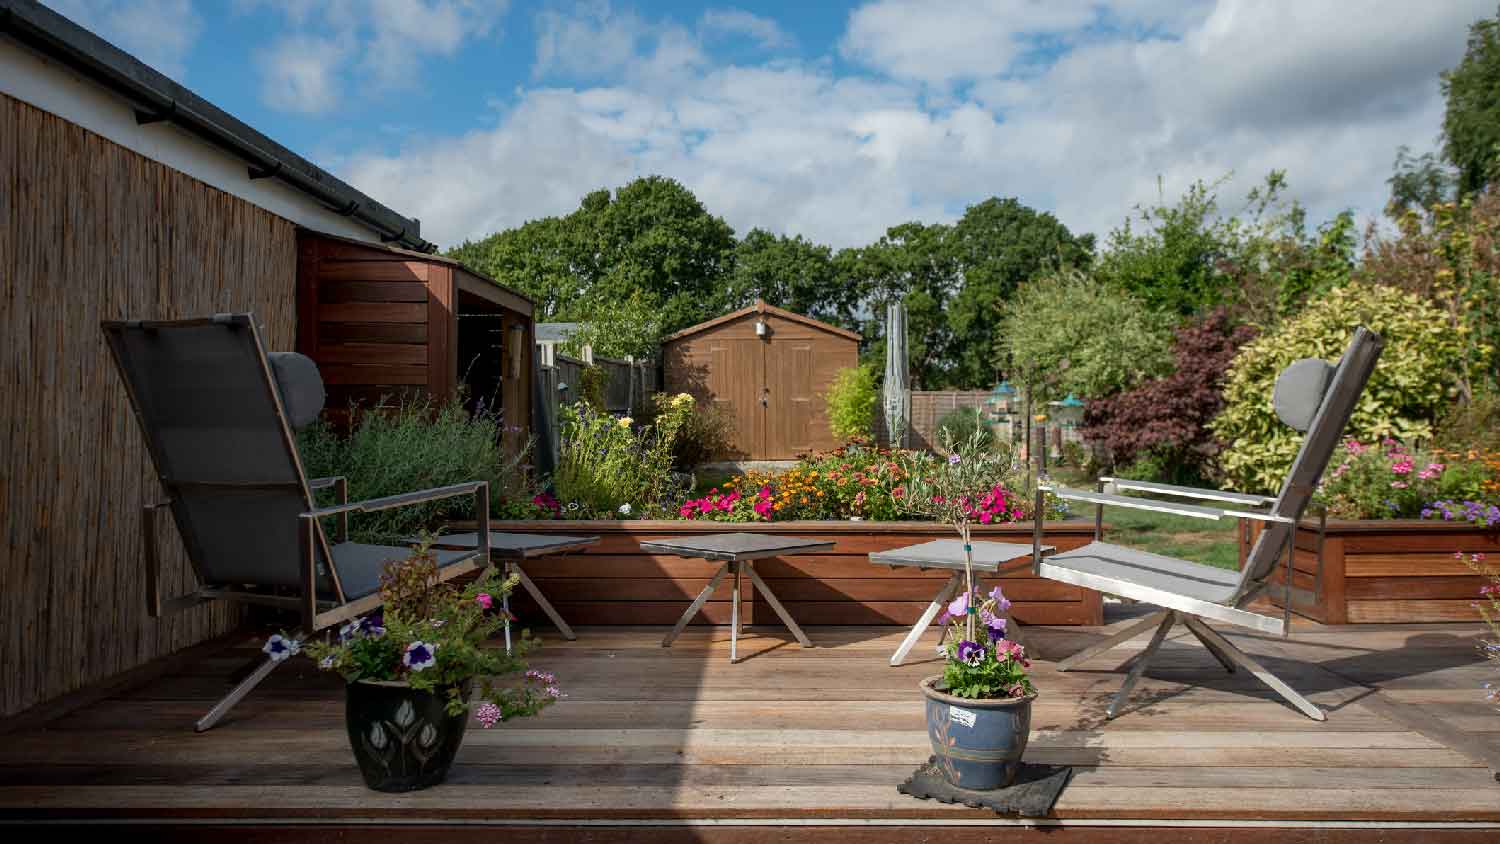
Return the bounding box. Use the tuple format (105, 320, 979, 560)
(641, 532, 834, 663)
(869, 539, 1053, 666)
(424, 532, 599, 651)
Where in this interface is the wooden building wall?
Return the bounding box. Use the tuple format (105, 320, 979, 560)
(296, 234, 533, 436)
(0, 93, 298, 717)
(664, 308, 857, 459)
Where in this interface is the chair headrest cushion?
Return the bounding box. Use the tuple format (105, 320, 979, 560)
(267, 352, 326, 430)
(1273, 357, 1335, 432)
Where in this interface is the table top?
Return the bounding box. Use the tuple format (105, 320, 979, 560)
(869, 539, 1052, 572)
(417, 532, 600, 558)
(640, 532, 836, 562)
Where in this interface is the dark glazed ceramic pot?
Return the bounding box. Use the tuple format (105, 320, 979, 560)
(920, 676, 1035, 790)
(345, 679, 471, 792)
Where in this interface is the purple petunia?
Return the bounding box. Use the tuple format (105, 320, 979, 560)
(475, 702, 502, 728)
(263, 634, 300, 662)
(403, 641, 438, 672)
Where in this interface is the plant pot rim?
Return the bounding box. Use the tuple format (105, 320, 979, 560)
(919, 675, 1037, 708)
(351, 678, 471, 689)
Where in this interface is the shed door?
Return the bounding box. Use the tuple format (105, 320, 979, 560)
(765, 339, 815, 457)
(709, 338, 764, 458)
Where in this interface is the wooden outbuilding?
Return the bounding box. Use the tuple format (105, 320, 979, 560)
(295, 232, 534, 433)
(663, 301, 860, 460)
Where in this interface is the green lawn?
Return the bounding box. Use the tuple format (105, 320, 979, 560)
(1085, 502, 1242, 570)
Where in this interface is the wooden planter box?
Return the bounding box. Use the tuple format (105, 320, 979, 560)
(1239, 519, 1499, 624)
(453, 520, 1101, 627)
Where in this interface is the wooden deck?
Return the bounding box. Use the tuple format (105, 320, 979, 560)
(1, 613, 1498, 840)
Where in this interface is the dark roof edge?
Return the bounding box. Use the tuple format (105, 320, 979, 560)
(0, 0, 436, 253)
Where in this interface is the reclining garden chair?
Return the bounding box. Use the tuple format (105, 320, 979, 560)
(102, 314, 492, 732)
(1030, 326, 1383, 721)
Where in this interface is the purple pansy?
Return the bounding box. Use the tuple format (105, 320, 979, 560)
(956, 640, 985, 667)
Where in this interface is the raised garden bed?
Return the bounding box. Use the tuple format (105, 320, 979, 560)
(451, 520, 1101, 627)
(1239, 519, 1499, 624)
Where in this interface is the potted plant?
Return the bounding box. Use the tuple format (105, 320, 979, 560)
(267, 538, 561, 792)
(899, 428, 1041, 790)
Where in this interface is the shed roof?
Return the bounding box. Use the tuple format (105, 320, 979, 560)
(662, 300, 862, 343)
(536, 323, 582, 343)
(306, 230, 533, 316)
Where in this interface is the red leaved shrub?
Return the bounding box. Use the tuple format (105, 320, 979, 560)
(1081, 309, 1257, 482)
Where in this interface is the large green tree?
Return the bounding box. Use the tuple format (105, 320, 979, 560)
(728, 229, 855, 327)
(1443, 8, 1500, 196)
(447, 176, 736, 339)
(842, 221, 960, 389)
(946, 198, 1093, 388)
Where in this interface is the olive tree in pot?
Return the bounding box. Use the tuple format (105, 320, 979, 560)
(269, 539, 561, 792)
(900, 428, 1039, 790)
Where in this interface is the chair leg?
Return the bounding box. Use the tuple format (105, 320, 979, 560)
(1180, 614, 1237, 674)
(1056, 610, 1169, 672)
(195, 654, 283, 732)
(1106, 611, 1176, 719)
(1184, 618, 1326, 721)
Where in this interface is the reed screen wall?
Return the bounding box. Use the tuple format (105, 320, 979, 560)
(0, 93, 298, 717)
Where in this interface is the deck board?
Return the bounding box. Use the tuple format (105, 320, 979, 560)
(0, 620, 1496, 829)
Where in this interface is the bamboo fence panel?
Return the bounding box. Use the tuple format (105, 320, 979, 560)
(1, 94, 297, 717)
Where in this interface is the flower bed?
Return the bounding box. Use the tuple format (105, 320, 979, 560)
(1239, 519, 1500, 624)
(450, 519, 1103, 627)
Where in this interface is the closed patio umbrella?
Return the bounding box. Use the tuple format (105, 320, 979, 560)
(883, 301, 910, 448)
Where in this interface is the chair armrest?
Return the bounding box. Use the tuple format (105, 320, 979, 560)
(1045, 484, 1297, 524)
(1098, 477, 1275, 507)
(303, 481, 486, 518)
(307, 475, 344, 490)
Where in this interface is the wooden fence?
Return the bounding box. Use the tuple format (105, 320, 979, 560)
(0, 94, 298, 718)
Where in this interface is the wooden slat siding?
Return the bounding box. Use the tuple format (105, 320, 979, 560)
(318, 364, 427, 386)
(318, 321, 428, 344)
(318, 302, 426, 323)
(317, 260, 428, 283)
(0, 94, 296, 717)
(455, 521, 1101, 627)
(318, 281, 429, 303)
(427, 263, 456, 401)
(315, 342, 428, 365)
(1241, 520, 1494, 624)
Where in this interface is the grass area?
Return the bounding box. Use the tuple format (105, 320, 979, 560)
(1094, 505, 1242, 570)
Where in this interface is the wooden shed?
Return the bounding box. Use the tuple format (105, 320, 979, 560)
(295, 232, 535, 433)
(663, 301, 860, 459)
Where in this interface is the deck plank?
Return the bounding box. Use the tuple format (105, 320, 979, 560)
(0, 621, 1495, 825)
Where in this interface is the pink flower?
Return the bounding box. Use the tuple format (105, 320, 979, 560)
(979, 511, 994, 524)
(475, 702, 502, 728)
(1390, 481, 1409, 489)
(475, 593, 493, 609)
(1391, 459, 1413, 475)
(1417, 463, 1445, 480)
(753, 499, 772, 519)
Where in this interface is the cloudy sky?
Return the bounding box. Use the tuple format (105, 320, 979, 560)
(49, 0, 1495, 250)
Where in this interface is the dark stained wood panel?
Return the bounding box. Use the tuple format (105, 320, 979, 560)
(316, 342, 428, 365)
(319, 281, 428, 303)
(317, 259, 428, 283)
(319, 302, 426, 323)
(317, 321, 427, 344)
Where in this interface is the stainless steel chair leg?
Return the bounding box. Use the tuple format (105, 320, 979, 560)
(1056, 610, 1169, 672)
(1181, 614, 1237, 674)
(195, 654, 283, 732)
(1106, 611, 1176, 719)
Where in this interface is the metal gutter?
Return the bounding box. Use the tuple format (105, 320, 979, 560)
(0, 0, 436, 253)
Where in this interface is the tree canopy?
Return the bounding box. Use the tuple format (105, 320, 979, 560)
(1443, 9, 1500, 197)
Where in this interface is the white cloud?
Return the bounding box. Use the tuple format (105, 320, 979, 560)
(47, 0, 203, 80)
(341, 0, 1494, 255)
(255, 34, 350, 115)
(700, 8, 794, 51)
(248, 0, 511, 114)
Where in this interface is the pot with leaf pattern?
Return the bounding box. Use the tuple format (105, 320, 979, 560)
(920, 676, 1035, 790)
(345, 679, 473, 792)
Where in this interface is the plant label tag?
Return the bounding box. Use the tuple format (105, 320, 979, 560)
(949, 706, 977, 728)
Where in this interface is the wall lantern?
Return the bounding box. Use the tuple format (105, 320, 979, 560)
(755, 319, 768, 337)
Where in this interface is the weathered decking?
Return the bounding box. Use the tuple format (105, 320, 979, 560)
(1, 614, 1497, 840)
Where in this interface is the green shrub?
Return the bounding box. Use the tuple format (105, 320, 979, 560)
(653, 391, 736, 468)
(578, 365, 607, 413)
(999, 269, 1174, 402)
(825, 365, 879, 442)
(1213, 284, 1465, 493)
(297, 398, 532, 542)
(553, 398, 692, 517)
(935, 406, 995, 452)
(1435, 387, 1500, 453)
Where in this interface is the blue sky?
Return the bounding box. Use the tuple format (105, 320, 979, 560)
(47, 1, 1496, 251)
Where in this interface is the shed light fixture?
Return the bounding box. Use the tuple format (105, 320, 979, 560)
(755, 319, 768, 337)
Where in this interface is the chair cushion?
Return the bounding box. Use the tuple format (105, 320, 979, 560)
(1273, 358, 1335, 432)
(268, 352, 326, 430)
(330, 543, 481, 601)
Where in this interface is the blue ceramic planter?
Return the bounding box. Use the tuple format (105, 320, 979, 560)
(920, 676, 1035, 790)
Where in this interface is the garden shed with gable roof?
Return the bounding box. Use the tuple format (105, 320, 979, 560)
(663, 301, 860, 460)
